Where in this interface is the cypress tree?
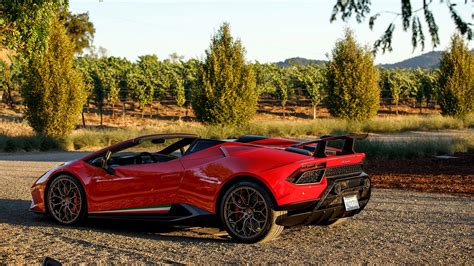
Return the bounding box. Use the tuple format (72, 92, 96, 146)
(21, 15, 87, 137)
(437, 34, 474, 118)
(326, 29, 380, 121)
(192, 23, 257, 125)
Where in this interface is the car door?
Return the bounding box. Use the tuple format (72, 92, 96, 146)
(88, 159, 184, 214)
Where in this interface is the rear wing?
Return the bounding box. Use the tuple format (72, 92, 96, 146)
(291, 134, 368, 158)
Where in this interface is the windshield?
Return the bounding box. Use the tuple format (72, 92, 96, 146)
(89, 137, 197, 167)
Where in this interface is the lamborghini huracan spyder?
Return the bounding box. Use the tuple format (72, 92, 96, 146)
(31, 133, 371, 243)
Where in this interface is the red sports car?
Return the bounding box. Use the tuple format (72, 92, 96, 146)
(31, 133, 371, 243)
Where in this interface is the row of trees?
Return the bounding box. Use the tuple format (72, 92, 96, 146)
(68, 52, 450, 121)
(1, 9, 472, 136)
(74, 55, 198, 122)
(193, 27, 472, 123)
(3, 50, 442, 119)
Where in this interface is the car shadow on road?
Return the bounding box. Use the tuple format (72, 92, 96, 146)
(0, 198, 231, 244)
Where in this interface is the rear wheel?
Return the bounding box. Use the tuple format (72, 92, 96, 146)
(46, 174, 86, 225)
(220, 181, 286, 243)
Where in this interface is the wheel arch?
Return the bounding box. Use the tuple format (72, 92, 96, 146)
(215, 175, 277, 217)
(44, 171, 88, 214)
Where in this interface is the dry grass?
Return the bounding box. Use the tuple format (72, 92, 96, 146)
(0, 121, 33, 136)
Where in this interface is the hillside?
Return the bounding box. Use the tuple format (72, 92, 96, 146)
(276, 51, 446, 69)
(275, 57, 327, 67)
(379, 51, 442, 69)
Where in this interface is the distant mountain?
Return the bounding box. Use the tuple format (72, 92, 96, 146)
(275, 57, 327, 67)
(379, 51, 443, 69)
(275, 51, 449, 69)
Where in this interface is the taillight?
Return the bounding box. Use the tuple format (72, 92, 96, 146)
(294, 169, 325, 184)
(287, 162, 326, 184)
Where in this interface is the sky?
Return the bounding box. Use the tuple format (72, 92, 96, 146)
(70, 0, 474, 64)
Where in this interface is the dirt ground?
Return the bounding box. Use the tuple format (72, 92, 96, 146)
(366, 153, 474, 197)
(0, 100, 440, 128)
(0, 152, 472, 264)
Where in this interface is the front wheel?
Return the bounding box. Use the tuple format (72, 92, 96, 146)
(220, 181, 286, 243)
(46, 174, 87, 225)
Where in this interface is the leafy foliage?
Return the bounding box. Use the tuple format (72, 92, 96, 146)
(126, 55, 161, 117)
(326, 29, 380, 121)
(437, 34, 474, 118)
(181, 59, 199, 108)
(291, 65, 325, 119)
(20, 16, 87, 137)
(330, 0, 473, 54)
(0, 56, 23, 106)
(330, 0, 371, 23)
(414, 68, 438, 104)
(61, 11, 95, 54)
(381, 69, 411, 105)
(270, 65, 292, 116)
(0, 0, 64, 55)
(192, 23, 257, 125)
(168, 61, 186, 109)
(379, 67, 439, 111)
(254, 62, 276, 95)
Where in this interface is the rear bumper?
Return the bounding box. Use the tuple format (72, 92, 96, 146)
(277, 173, 371, 226)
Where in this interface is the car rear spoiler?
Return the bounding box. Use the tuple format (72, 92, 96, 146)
(291, 134, 368, 158)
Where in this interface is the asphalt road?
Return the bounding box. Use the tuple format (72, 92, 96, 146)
(0, 156, 472, 264)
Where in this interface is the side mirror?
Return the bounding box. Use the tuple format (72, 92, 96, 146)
(100, 150, 114, 175)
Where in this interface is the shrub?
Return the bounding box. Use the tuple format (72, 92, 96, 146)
(326, 29, 380, 121)
(192, 22, 257, 125)
(437, 34, 474, 118)
(0, 135, 61, 152)
(21, 15, 87, 137)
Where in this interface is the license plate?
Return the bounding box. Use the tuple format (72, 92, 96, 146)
(343, 195, 360, 211)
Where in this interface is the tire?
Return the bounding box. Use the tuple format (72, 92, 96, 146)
(219, 181, 286, 243)
(46, 174, 87, 225)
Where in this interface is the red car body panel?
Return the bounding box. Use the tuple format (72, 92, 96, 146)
(31, 134, 366, 217)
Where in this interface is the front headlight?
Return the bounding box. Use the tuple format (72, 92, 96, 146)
(32, 170, 52, 187)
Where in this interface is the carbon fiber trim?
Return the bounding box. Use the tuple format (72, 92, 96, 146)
(325, 164, 363, 178)
(277, 173, 371, 226)
(295, 169, 325, 184)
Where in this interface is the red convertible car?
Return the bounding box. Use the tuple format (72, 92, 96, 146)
(31, 133, 371, 243)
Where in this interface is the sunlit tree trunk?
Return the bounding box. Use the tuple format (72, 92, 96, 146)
(81, 110, 86, 128)
(99, 107, 103, 126)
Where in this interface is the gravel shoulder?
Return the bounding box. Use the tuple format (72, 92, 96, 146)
(0, 157, 473, 264)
